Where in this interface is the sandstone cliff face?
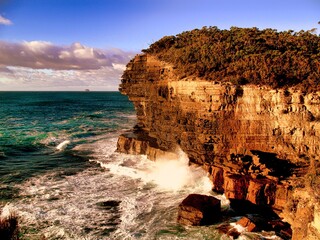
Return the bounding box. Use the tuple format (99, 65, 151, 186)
(118, 54, 320, 239)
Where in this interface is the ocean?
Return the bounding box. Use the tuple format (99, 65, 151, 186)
(0, 92, 280, 240)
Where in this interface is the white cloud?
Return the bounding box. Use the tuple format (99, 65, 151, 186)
(112, 63, 126, 71)
(0, 40, 135, 70)
(72, 43, 96, 59)
(0, 40, 137, 91)
(59, 50, 71, 59)
(23, 41, 52, 53)
(0, 15, 12, 25)
(0, 66, 126, 91)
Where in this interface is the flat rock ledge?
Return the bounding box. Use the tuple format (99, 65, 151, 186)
(117, 130, 178, 161)
(177, 194, 221, 226)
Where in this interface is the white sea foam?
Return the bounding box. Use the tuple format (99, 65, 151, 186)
(98, 146, 213, 193)
(214, 193, 231, 209)
(56, 140, 71, 151)
(238, 232, 282, 240)
(1, 203, 16, 218)
(9, 134, 220, 240)
(10, 137, 229, 239)
(145, 149, 213, 192)
(230, 222, 247, 233)
(231, 223, 282, 240)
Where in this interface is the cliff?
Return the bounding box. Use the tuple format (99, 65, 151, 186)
(117, 28, 320, 239)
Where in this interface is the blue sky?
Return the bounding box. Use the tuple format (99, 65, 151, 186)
(0, 0, 319, 91)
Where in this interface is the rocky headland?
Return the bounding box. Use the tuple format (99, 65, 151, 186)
(117, 27, 320, 239)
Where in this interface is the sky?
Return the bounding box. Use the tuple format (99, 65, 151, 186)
(0, 0, 319, 91)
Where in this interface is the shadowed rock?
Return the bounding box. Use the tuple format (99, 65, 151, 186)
(177, 194, 221, 226)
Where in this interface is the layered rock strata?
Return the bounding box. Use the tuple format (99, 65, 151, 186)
(118, 54, 320, 239)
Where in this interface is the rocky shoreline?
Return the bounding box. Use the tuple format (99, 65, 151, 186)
(117, 131, 293, 238)
(117, 51, 320, 239)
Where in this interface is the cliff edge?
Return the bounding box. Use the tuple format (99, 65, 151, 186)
(118, 27, 320, 239)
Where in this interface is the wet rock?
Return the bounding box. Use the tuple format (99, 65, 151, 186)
(117, 131, 178, 161)
(236, 216, 258, 232)
(116, 133, 149, 155)
(177, 194, 221, 226)
(217, 215, 292, 239)
(227, 228, 241, 239)
(217, 223, 243, 239)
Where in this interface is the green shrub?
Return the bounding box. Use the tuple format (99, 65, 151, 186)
(140, 26, 320, 92)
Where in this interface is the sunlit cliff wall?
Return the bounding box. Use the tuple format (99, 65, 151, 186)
(118, 54, 320, 239)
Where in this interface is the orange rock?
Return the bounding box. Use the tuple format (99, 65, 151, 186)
(210, 166, 224, 193)
(177, 194, 221, 226)
(246, 180, 265, 205)
(236, 216, 258, 232)
(119, 53, 320, 239)
(224, 174, 247, 200)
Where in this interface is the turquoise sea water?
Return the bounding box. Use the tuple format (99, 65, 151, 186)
(0, 92, 281, 239)
(0, 91, 134, 185)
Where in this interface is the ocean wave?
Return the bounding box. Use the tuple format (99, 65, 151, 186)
(9, 135, 282, 239)
(9, 137, 217, 239)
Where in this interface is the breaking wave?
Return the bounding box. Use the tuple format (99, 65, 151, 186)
(98, 147, 213, 193)
(1, 92, 281, 239)
(6, 137, 221, 239)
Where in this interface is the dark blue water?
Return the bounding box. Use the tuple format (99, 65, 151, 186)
(0, 91, 134, 190)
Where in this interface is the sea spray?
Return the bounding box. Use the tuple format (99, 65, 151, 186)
(98, 146, 213, 193)
(143, 148, 213, 192)
(11, 136, 273, 240)
(12, 137, 221, 239)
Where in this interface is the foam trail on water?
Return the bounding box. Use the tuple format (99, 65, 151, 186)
(56, 140, 70, 151)
(214, 193, 230, 209)
(238, 233, 282, 240)
(230, 222, 247, 233)
(13, 138, 222, 239)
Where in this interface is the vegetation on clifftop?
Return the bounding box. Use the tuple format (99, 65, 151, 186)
(143, 26, 320, 92)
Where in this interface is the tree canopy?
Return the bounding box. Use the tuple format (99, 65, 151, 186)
(143, 26, 320, 92)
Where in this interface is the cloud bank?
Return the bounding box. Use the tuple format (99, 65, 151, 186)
(0, 15, 12, 25)
(0, 40, 136, 91)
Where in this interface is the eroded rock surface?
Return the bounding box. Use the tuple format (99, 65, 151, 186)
(117, 54, 320, 239)
(177, 194, 221, 226)
(236, 216, 258, 232)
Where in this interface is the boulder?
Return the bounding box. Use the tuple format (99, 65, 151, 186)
(177, 194, 221, 226)
(236, 216, 258, 232)
(218, 216, 259, 238)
